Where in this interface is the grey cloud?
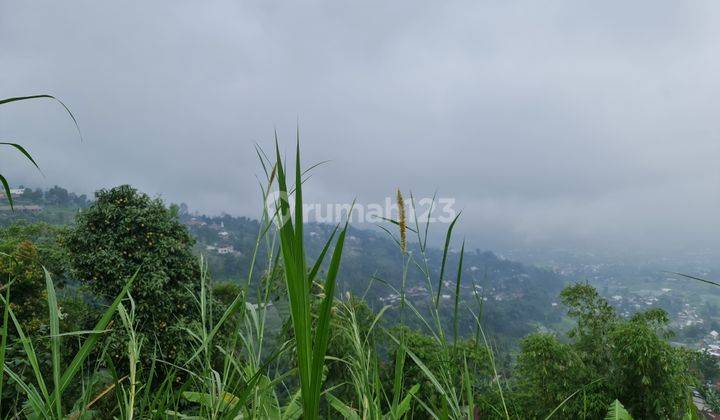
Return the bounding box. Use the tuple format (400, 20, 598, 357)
(2, 0, 720, 253)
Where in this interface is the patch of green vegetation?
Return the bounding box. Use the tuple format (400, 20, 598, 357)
(0, 139, 708, 419)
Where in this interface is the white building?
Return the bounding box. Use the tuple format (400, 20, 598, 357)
(217, 246, 235, 254)
(0, 188, 25, 198)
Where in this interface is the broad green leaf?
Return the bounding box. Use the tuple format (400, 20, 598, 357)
(604, 399, 633, 420)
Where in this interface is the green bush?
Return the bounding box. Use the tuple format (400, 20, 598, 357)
(513, 283, 695, 418)
(64, 185, 200, 363)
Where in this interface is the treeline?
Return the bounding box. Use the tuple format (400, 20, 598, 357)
(12, 185, 90, 208)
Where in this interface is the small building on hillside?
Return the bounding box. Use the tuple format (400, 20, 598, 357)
(0, 205, 42, 212)
(217, 246, 235, 255)
(0, 188, 26, 199)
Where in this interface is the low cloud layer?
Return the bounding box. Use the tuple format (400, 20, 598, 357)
(2, 1, 720, 253)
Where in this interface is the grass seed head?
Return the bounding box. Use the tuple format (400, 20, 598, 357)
(396, 188, 407, 254)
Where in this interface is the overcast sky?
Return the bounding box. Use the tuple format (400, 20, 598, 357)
(2, 1, 720, 253)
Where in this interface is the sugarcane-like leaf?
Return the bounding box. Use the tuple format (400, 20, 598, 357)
(604, 399, 633, 420)
(436, 212, 461, 308)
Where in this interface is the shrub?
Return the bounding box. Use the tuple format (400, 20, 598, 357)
(0, 241, 47, 334)
(514, 283, 695, 418)
(64, 185, 200, 363)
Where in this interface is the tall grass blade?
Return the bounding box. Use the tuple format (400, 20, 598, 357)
(0, 284, 9, 405)
(2, 365, 48, 418)
(391, 340, 407, 411)
(307, 224, 339, 285)
(436, 212, 461, 308)
(0, 174, 13, 210)
(44, 269, 62, 418)
(0, 292, 52, 406)
(293, 134, 305, 272)
(0, 142, 41, 172)
(0, 94, 83, 141)
(309, 218, 349, 415)
(423, 192, 437, 252)
(667, 271, 720, 288)
(453, 240, 465, 345)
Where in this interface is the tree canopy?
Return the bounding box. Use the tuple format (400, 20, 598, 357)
(514, 283, 695, 418)
(64, 185, 200, 361)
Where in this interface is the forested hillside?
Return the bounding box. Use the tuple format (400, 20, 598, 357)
(181, 213, 568, 345)
(2, 186, 569, 346)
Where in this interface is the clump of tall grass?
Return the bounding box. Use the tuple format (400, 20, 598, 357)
(374, 191, 489, 417)
(115, 295, 141, 420)
(270, 136, 351, 419)
(326, 296, 420, 419)
(0, 270, 135, 418)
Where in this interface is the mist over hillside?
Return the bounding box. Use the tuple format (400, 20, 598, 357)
(0, 185, 570, 344)
(8, 185, 720, 352)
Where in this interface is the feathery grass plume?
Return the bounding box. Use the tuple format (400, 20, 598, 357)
(396, 188, 407, 254)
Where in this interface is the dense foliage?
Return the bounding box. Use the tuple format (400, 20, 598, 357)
(64, 185, 201, 363)
(514, 283, 696, 418)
